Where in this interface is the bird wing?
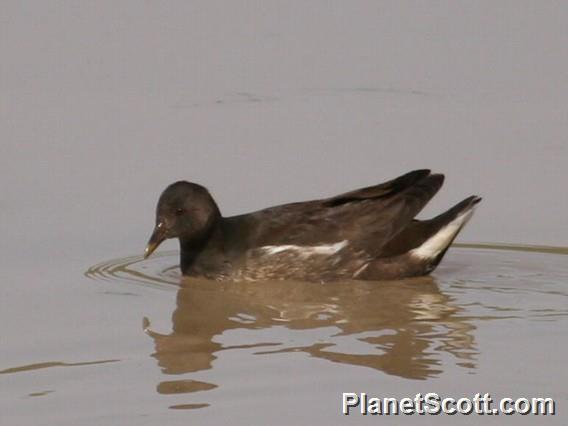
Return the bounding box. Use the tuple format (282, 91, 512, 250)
(231, 170, 445, 256)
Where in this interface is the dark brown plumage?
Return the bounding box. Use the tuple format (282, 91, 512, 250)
(144, 170, 481, 282)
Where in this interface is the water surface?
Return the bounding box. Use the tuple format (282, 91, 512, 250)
(4, 245, 566, 425)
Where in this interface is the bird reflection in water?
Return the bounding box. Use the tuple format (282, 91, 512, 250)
(145, 277, 476, 408)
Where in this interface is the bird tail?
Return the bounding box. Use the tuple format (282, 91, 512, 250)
(408, 195, 482, 267)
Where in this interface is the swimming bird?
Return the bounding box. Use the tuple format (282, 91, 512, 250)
(144, 170, 481, 282)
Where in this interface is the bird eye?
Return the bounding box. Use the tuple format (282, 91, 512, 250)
(175, 208, 185, 216)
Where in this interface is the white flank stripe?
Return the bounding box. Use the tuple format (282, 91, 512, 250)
(262, 240, 348, 257)
(410, 209, 475, 260)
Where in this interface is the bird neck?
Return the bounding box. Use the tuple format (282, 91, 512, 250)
(178, 218, 223, 275)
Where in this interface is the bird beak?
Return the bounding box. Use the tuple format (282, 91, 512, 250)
(144, 222, 167, 259)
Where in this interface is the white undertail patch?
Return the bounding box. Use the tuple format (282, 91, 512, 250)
(261, 240, 348, 258)
(410, 208, 476, 260)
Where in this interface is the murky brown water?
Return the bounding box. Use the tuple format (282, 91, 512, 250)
(3, 245, 565, 425)
(3, 2, 568, 424)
